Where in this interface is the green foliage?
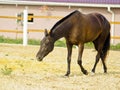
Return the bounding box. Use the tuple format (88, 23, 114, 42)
(85, 42, 94, 49)
(110, 43, 120, 50)
(1, 65, 13, 75)
(0, 36, 120, 50)
(0, 36, 40, 45)
(55, 39, 66, 47)
(28, 39, 40, 45)
(0, 36, 22, 44)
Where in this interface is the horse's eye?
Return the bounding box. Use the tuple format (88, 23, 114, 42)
(44, 42, 47, 45)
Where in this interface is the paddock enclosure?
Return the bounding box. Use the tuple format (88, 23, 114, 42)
(0, 1, 120, 45)
(0, 44, 120, 90)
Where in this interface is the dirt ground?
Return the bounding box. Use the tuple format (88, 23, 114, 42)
(0, 44, 120, 90)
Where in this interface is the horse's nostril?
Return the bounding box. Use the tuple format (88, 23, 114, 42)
(36, 56, 43, 61)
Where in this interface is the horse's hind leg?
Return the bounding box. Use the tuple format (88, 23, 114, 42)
(92, 51, 100, 73)
(92, 41, 102, 73)
(92, 31, 109, 73)
(93, 48, 107, 73)
(100, 52, 107, 73)
(77, 44, 88, 75)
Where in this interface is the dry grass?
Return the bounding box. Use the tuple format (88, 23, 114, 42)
(0, 44, 120, 90)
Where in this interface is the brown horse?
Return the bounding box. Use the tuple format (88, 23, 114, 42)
(36, 10, 110, 76)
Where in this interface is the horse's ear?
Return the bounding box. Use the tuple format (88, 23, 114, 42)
(44, 29, 49, 36)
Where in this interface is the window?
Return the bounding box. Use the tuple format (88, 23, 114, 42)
(28, 13, 34, 23)
(17, 12, 23, 24)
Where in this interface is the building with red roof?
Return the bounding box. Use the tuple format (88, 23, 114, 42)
(0, 0, 120, 44)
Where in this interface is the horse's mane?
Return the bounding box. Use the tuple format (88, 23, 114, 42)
(50, 10, 79, 35)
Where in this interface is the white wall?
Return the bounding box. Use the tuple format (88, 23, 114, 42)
(0, 5, 120, 44)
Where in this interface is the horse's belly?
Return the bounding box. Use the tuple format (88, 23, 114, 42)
(68, 38, 77, 44)
(68, 28, 101, 44)
(69, 36, 85, 45)
(69, 34, 99, 44)
(85, 33, 101, 42)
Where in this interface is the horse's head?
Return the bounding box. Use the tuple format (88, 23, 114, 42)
(36, 29, 54, 61)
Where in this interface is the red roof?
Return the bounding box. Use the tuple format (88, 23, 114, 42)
(25, 0, 120, 4)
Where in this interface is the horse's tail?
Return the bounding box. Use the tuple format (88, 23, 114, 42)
(99, 14, 111, 61)
(102, 32, 110, 61)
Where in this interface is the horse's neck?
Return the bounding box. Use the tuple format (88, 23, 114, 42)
(53, 25, 68, 41)
(52, 27, 65, 41)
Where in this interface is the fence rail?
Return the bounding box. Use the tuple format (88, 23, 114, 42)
(0, 15, 62, 20)
(0, 15, 120, 40)
(0, 15, 120, 24)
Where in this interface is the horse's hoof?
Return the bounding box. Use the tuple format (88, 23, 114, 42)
(83, 70, 88, 75)
(62, 74, 69, 78)
(104, 71, 107, 73)
(64, 73, 69, 77)
(92, 69, 95, 73)
(63, 76, 69, 78)
(90, 72, 95, 76)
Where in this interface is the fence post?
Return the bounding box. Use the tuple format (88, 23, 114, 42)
(23, 7, 28, 46)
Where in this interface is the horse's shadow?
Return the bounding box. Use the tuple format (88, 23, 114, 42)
(60, 71, 120, 78)
(106, 71, 120, 75)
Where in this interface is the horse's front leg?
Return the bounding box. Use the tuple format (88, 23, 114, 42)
(65, 41, 73, 76)
(77, 44, 88, 75)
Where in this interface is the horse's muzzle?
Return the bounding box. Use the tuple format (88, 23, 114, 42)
(36, 56, 43, 61)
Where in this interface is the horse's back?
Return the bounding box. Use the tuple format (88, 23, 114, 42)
(89, 13, 110, 29)
(68, 11, 110, 44)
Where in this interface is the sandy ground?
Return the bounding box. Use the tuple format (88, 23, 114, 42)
(0, 44, 120, 90)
